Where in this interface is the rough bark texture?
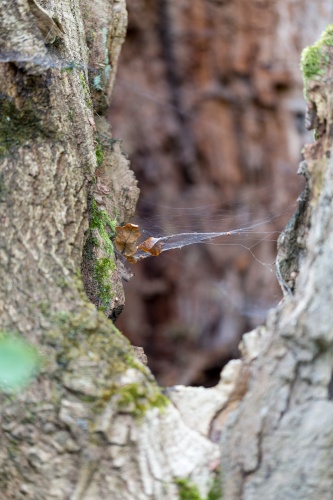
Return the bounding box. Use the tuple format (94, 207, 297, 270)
(221, 27, 333, 499)
(2, 1, 333, 499)
(0, 1, 221, 498)
(111, 0, 333, 387)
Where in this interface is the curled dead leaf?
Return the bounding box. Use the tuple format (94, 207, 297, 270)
(138, 237, 163, 257)
(115, 223, 141, 259)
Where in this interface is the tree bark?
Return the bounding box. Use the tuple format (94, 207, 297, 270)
(2, 1, 333, 499)
(0, 1, 222, 498)
(221, 26, 333, 499)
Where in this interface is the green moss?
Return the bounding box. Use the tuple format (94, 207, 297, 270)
(53, 310, 71, 325)
(321, 24, 333, 46)
(48, 307, 123, 347)
(175, 474, 222, 500)
(46, 308, 132, 378)
(95, 140, 104, 166)
(176, 479, 202, 500)
(301, 24, 333, 90)
(89, 200, 118, 308)
(123, 351, 149, 374)
(91, 202, 115, 255)
(91, 236, 99, 247)
(90, 200, 118, 245)
(114, 382, 169, 417)
(46, 308, 167, 415)
(94, 257, 116, 307)
(207, 473, 222, 500)
(80, 72, 88, 94)
(79, 72, 91, 107)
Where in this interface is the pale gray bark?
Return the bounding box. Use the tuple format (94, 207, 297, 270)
(221, 35, 333, 499)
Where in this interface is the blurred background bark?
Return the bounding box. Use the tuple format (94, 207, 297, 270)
(110, 0, 333, 387)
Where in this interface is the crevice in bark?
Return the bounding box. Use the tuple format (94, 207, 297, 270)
(276, 182, 310, 295)
(277, 356, 300, 424)
(328, 371, 333, 400)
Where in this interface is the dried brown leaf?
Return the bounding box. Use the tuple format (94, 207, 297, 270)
(115, 223, 141, 258)
(138, 237, 163, 256)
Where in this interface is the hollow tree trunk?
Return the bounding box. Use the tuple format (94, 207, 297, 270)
(221, 26, 333, 499)
(0, 1, 223, 498)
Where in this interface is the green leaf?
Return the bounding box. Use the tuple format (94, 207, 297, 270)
(0, 334, 41, 392)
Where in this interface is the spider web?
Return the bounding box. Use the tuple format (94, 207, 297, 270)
(129, 198, 297, 267)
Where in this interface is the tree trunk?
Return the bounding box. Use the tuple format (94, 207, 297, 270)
(2, 1, 333, 499)
(221, 26, 333, 499)
(0, 1, 222, 498)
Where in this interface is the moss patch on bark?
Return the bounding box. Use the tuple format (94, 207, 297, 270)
(301, 24, 333, 90)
